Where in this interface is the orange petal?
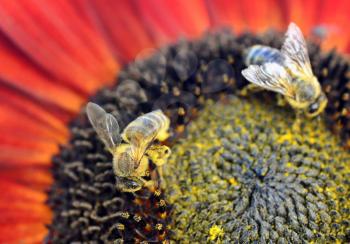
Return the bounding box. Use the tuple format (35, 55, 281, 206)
(280, 0, 320, 33)
(0, 180, 48, 203)
(346, 42, 350, 53)
(0, 134, 58, 167)
(317, 0, 350, 52)
(0, 187, 51, 243)
(135, 0, 210, 44)
(0, 133, 58, 151)
(0, 205, 50, 224)
(0, 85, 71, 133)
(0, 149, 54, 166)
(0, 0, 119, 93)
(239, 0, 285, 32)
(0, 104, 66, 143)
(0, 167, 52, 191)
(32, 0, 119, 83)
(73, 0, 154, 62)
(206, 0, 246, 33)
(207, 0, 285, 33)
(0, 224, 48, 244)
(0, 101, 66, 166)
(0, 36, 85, 113)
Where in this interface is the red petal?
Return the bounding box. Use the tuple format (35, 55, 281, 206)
(0, 182, 50, 242)
(135, 0, 210, 44)
(206, 0, 246, 32)
(0, 100, 69, 166)
(0, 180, 48, 203)
(207, 0, 285, 33)
(282, 0, 350, 52)
(0, 104, 66, 143)
(240, 0, 285, 32)
(0, 224, 48, 244)
(0, 205, 50, 223)
(0, 36, 85, 113)
(0, 86, 69, 134)
(280, 0, 319, 33)
(0, 0, 119, 93)
(0, 133, 58, 152)
(0, 134, 58, 167)
(0, 167, 52, 191)
(317, 0, 350, 52)
(73, 0, 154, 62)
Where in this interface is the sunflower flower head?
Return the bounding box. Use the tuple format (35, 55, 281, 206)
(1, 1, 350, 243)
(48, 29, 350, 242)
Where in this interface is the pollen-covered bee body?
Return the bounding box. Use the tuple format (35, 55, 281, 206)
(121, 110, 170, 168)
(111, 144, 145, 177)
(242, 23, 328, 118)
(146, 144, 171, 166)
(86, 102, 171, 192)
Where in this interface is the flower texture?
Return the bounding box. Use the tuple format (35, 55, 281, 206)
(165, 97, 350, 242)
(0, 0, 350, 243)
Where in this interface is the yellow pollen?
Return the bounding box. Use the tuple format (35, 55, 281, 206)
(277, 131, 294, 143)
(209, 225, 224, 241)
(228, 178, 238, 186)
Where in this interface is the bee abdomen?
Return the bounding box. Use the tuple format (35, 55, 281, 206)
(245, 45, 284, 66)
(122, 110, 168, 143)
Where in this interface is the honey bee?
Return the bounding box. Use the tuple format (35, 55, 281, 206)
(241, 22, 328, 118)
(86, 102, 171, 192)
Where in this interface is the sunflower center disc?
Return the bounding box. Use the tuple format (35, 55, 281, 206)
(164, 96, 350, 243)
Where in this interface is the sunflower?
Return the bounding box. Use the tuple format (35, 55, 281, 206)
(0, 0, 349, 243)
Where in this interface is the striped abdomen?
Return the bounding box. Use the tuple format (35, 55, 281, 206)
(245, 45, 284, 66)
(122, 110, 169, 145)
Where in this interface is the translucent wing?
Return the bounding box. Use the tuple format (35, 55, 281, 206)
(241, 63, 295, 98)
(122, 110, 165, 146)
(86, 102, 121, 150)
(281, 22, 313, 77)
(122, 110, 168, 167)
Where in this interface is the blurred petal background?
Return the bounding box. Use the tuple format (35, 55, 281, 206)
(0, 0, 349, 242)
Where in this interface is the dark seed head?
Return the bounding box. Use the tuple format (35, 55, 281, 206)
(164, 97, 350, 243)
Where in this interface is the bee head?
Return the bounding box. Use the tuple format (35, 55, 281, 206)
(115, 177, 143, 192)
(306, 92, 328, 118)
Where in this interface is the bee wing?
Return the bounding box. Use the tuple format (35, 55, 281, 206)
(129, 144, 148, 170)
(242, 63, 295, 98)
(86, 102, 121, 150)
(281, 22, 313, 77)
(122, 110, 164, 146)
(122, 110, 168, 168)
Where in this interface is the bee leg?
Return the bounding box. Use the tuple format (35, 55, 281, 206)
(146, 145, 171, 167)
(292, 110, 302, 132)
(157, 166, 164, 178)
(134, 157, 150, 177)
(276, 94, 288, 107)
(239, 84, 264, 97)
(142, 179, 155, 188)
(153, 166, 166, 190)
(146, 144, 171, 189)
(136, 176, 156, 191)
